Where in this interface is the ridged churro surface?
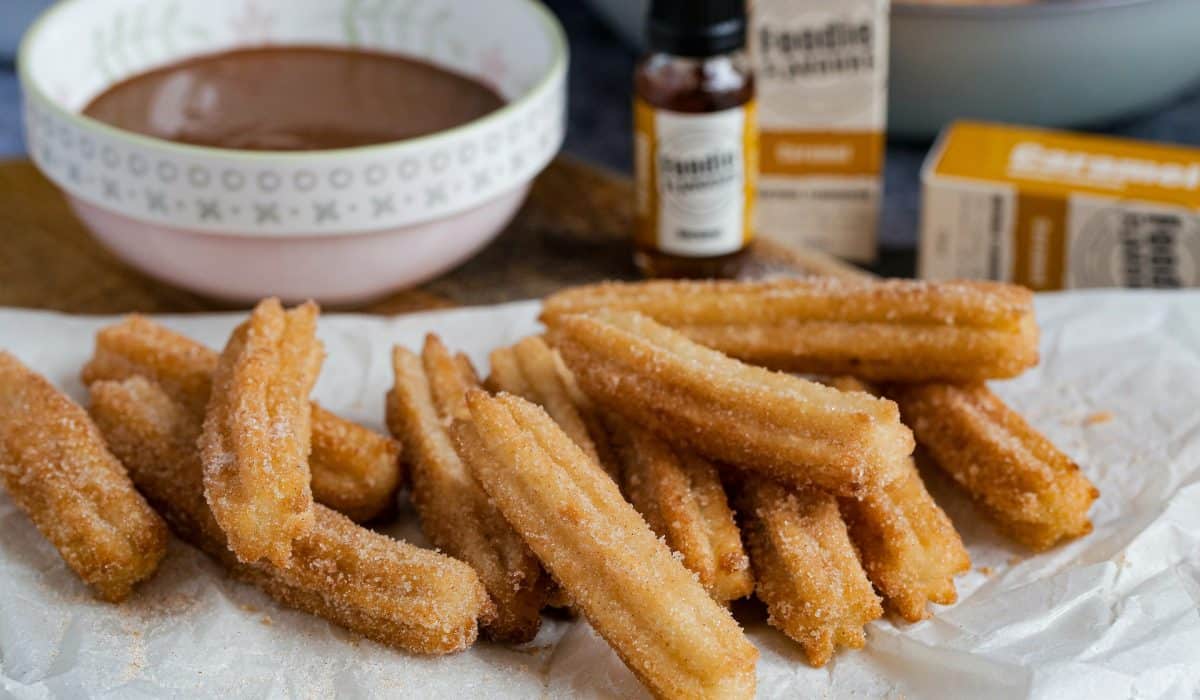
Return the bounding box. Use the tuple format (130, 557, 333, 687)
(547, 310, 913, 497)
(387, 337, 548, 643)
(460, 392, 758, 699)
(90, 376, 492, 655)
(0, 352, 167, 602)
(734, 475, 882, 667)
(200, 299, 323, 565)
(81, 315, 401, 522)
(487, 336, 618, 479)
(542, 278, 1038, 382)
(888, 382, 1098, 551)
(607, 416, 753, 602)
(826, 377, 970, 621)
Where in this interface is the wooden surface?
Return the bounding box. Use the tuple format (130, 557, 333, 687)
(0, 156, 866, 315)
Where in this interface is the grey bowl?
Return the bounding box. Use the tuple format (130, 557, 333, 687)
(582, 0, 1200, 139)
(889, 0, 1200, 138)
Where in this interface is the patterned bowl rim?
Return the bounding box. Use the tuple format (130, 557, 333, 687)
(17, 0, 568, 163)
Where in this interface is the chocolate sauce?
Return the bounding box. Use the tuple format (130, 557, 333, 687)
(83, 47, 506, 151)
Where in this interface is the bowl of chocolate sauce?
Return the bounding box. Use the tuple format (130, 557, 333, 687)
(20, 0, 566, 304)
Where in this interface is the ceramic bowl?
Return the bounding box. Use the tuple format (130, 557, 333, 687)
(20, 0, 567, 304)
(889, 0, 1200, 138)
(582, 0, 1200, 140)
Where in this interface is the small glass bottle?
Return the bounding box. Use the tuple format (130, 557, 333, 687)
(633, 0, 757, 279)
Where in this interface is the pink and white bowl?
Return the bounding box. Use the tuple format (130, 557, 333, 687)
(20, 0, 567, 304)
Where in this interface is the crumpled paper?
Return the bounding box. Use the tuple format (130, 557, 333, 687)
(0, 290, 1198, 699)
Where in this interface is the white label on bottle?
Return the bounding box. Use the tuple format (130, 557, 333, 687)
(653, 107, 748, 257)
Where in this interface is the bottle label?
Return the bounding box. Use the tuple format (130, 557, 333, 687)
(635, 100, 757, 257)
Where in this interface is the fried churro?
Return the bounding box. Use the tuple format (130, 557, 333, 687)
(458, 391, 758, 699)
(547, 310, 913, 497)
(542, 278, 1038, 382)
(825, 377, 970, 621)
(733, 475, 882, 667)
(387, 337, 548, 643)
(607, 415, 753, 602)
(89, 376, 492, 655)
(887, 382, 1098, 551)
(200, 299, 323, 566)
(81, 315, 401, 522)
(487, 336, 618, 479)
(0, 352, 168, 602)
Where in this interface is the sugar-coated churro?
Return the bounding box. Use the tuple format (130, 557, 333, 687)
(387, 337, 548, 643)
(81, 315, 401, 522)
(200, 299, 323, 566)
(547, 310, 913, 497)
(541, 278, 1039, 382)
(825, 377, 970, 621)
(733, 474, 882, 667)
(90, 376, 492, 655)
(487, 336, 618, 478)
(0, 352, 168, 602)
(606, 415, 753, 602)
(887, 382, 1099, 551)
(458, 391, 758, 700)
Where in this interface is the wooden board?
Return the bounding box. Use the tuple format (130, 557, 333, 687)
(0, 157, 867, 315)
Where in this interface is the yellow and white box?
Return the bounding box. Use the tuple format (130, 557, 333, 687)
(750, 0, 888, 263)
(921, 121, 1200, 289)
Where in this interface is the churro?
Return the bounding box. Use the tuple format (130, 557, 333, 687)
(458, 391, 758, 699)
(733, 474, 882, 667)
(547, 310, 913, 497)
(387, 337, 548, 643)
(200, 299, 323, 566)
(542, 278, 1038, 382)
(824, 377, 970, 621)
(0, 352, 167, 602)
(89, 376, 492, 655)
(887, 382, 1098, 551)
(607, 415, 753, 602)
(81, 315, 401, 522)
(487, 336, 618, 478)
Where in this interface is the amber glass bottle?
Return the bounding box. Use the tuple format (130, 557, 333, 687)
(633, 0, 756, 279)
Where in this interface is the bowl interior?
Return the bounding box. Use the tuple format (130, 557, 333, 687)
(24, 0, 558, 114)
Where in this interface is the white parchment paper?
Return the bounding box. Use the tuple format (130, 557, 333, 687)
(0, 290, 1197, 699)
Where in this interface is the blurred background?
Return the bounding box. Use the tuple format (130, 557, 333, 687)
(4, 0, 1200, 274)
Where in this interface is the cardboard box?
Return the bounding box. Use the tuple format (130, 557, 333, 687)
(921, 121, 1200, 289)
(750, 0, 889, 263)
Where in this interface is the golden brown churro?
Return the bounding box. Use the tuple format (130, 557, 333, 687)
(81, 315, 401, 522)
(200, 299, 324, 566)
(0, 352, 168, 602)
(458, 391, 758, 699)
(547, 310, 913, 497)
(825, 377, 970, 621)
(733, 474, 882, 667)
(387, 337, 548, 643)
(90, 376, 492, 655)
(542, 278, 1038, 382)
(606, 415, 753, 602)
(486, 336, 618, 478)
(887, 382, 1099, 551)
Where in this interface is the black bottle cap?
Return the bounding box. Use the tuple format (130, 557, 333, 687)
(646, 0, 747, 58)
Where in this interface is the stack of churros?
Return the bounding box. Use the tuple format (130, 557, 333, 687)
(535, 277, 1097, 670)
(89, 375, 492, 654)
(458, 391, 759, 698)
(386, 336, 549, 643)
(0, 274, 1101, 696)
(542, 278, 1040, 383)
(547, 309, 915, 497)
(81, 315, 402, 523)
